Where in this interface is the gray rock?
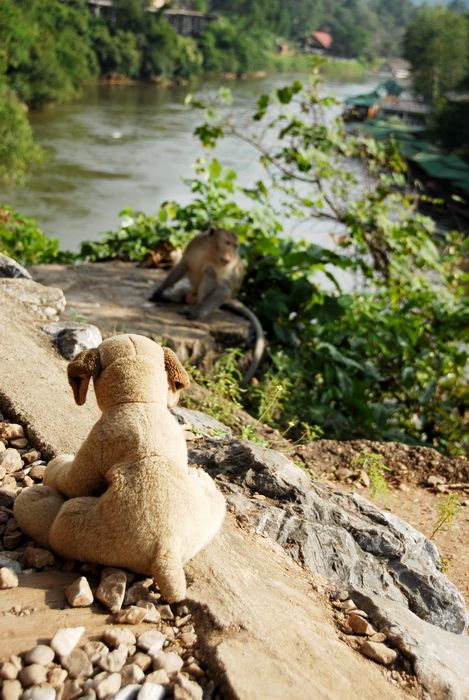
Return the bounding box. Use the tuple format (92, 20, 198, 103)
(42, 321, 102, 360)
(171, 407, 232, 438)
(0, 556, 22, 575)
(351, 590, 469, 700)
(0, 279, 65, 319)
(188, 437, 468, 634)
(0, 254, 32, 279)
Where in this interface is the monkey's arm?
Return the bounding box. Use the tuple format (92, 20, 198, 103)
(149, 260, 188, 302)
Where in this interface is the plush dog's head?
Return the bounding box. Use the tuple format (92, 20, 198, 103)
(67, 334, 190, 410)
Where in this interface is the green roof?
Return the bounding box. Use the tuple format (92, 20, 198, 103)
(356, 119, 469, 192)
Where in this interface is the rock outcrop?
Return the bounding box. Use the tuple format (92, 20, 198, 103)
(187, 434, 468, 635)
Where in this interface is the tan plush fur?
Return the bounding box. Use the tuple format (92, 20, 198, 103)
(14, 334, 226, 602)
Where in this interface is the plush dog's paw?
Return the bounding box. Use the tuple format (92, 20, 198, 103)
(43, 454, 74, 489)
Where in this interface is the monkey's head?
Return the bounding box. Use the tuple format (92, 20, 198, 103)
(67, 335, 190, 410)
(209, 227, 239, 266)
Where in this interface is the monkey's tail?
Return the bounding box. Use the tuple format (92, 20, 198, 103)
(222, 299, 266, 387)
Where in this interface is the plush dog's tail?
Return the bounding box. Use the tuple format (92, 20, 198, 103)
(152, 543, 187, 603)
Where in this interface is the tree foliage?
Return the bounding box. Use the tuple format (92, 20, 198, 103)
(403, 5, 469, 101)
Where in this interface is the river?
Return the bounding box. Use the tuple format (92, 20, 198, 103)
(4, 73, 376, 252)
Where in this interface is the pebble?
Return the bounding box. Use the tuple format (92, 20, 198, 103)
(359, 640, 398, 666)
(29, 465, 47, 480)
(0, 566, 18, 588)
(97, 649, 127, 673)
(61, 648, 93, 679)
(21, 688, 56, 700)
(24, 546, 55, 569)
(0, 661, 18, 680)
(60, 678, 82, 699)
(114, 605, 147, 625)
(65, 576, 94, 607)
(0, 449, 22, 473)
(1, 679, 22, 700)
(114, 686, 142, 700)
(96, 571, 127, 612)
(137, 631, 166, 654)
(50, 626, 85, 657)
(3, 531, 22, 549)
(82, 641, 109, 665)
(338, 599, 356, 612)
(137, 683, 165, 700)
(185, 662, 204, 679)
(22, 450, 42, 465)
(24, 645, 55, 666)
(369, 632, 387, 643)
(18, 663, 47, 686)
(124, 581, 153, 606)
(152, 652, 183, 676)
(145, 670, 170, 686)
(102, 627, 136, 649)
(0, 424, 24, 440)
(347, 613, 376, 636)
(9, 438, 28, 449)
(94, 671, 122, 699)
(173, 673, 203, 700)
(157, 605, 173, 620)
(180, 632, 197, 647)
(128, 653, 152, 672)
(47, 667, 68, 687)
(121, 663, 145, 686)
(136, 601, 160, 623)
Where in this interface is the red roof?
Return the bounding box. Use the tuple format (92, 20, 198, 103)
(312, 31, 333, 49)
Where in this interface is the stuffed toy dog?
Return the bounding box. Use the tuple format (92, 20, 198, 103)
(14, 334, 226, 602)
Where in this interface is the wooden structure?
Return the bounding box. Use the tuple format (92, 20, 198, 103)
(163, 9, 217, 36)
(86, 0, 216, 36)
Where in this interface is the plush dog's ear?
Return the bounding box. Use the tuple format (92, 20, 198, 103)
(67, 348, 102, 406)
(163, 347, 190, 393)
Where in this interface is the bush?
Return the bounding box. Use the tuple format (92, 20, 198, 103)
(0, 84, 43, 184)
(0, 205, 72, 265)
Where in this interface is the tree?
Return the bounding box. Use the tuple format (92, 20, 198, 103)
(404, 6, 469, 101)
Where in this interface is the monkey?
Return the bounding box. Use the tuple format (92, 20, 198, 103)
(148, 227, 265, 386)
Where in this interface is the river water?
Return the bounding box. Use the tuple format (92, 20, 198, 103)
(4, 73, 376, 252)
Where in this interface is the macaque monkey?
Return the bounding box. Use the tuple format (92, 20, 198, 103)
(149, 227, 265, 385)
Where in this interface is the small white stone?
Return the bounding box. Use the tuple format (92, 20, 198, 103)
(97, 648, 127, 673)
(0, 448, 23, 473)
(96, 572, 127, 612)
(114, 685, 142, 700)
(94, 671, 122, 699)
(18, 663, 47, 687)
(21, 688, 56, 700)
(50, 626, 85, 657)
(157, 605, 173, 620)
(137, 683, 165, 700)
(0, 661, 19, 680)
(83, 640, 109, 665)
(136, 631, 165, 653)
(0, 567, 18, 589)
(1, 679, 22, 700)
(121, 663, 145, 686)
(152, 651, 183, 676)
(65, 576, 94, 607)
(24, 645, 55, 666)
(102, 627, 136, 648)
(136, 601, 160, 623)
